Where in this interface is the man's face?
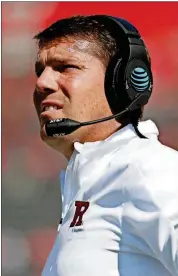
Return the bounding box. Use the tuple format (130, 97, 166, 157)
(33, 38, 116, 158)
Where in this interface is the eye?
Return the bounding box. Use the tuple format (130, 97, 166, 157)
(54, 64, 80, 72)
(35, 62, 44, 77)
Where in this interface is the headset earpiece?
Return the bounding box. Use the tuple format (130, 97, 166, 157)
(124, 58, 153, 104)
(93, 15, 153, 115)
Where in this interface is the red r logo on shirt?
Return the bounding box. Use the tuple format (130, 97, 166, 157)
(70, 201, 90, 227)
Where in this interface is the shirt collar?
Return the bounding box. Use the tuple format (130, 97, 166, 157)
(73, 120, 159, 154)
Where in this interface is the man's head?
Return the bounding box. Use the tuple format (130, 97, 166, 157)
(33, 15, 145, 159)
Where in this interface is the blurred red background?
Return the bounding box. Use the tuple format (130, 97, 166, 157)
(2, 2, 178, 276)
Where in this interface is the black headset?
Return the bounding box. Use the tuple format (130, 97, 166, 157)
(45, 15, 153, 138)
(93, 15, 153, 115)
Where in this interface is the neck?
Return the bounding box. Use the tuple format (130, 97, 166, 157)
(48, 120, 122, 161)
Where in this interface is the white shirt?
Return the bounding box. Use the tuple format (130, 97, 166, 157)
(42, 120, 178, 276)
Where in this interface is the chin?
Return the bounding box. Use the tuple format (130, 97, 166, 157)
(39, 127, 73, 158)
(40, 127, 63, 143)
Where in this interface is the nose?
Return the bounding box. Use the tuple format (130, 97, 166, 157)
(36, 67, 58, 94)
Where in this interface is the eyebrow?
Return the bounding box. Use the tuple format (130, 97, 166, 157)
(35, 55, 81, 67)
(51, 53, 79, 62)
(35, 56, 85, 75)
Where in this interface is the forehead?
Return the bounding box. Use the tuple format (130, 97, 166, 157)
(37, 38, 98, 64)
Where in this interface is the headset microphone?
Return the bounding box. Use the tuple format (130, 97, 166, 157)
(45, 93, 144, 137)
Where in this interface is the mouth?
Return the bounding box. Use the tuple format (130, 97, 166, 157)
(40, 100, 64, 113)
(41, 105, 60, 113)
(40, 101, 64, 125)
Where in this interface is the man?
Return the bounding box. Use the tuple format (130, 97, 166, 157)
(33, 15, 178, 276)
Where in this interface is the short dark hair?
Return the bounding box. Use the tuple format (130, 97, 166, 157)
(34, 15, 117, 68)
(34, 15, 143, 124)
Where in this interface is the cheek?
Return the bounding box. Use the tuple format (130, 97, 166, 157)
(61, 69, 106, 119)
(33, 91, 41, 116)
(66, 70, 105, 97)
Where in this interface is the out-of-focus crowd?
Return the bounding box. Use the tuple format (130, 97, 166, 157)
(2, 2, 178, 276)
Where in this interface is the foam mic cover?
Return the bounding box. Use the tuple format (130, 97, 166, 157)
(45, 118, 81, 137)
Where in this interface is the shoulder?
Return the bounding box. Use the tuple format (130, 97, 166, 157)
(129, 137, 178, 174)
(127, 138, 178, 215)
(111, 131, 178, 174)
(111, 136, 178, 215)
